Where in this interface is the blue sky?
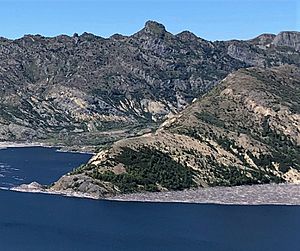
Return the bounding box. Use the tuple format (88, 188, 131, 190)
(0, 0, 299, 41)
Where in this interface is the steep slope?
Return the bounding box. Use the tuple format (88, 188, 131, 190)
(49, 65, 300, 198)
(223, 31, 300, 66)
(0, 21, 299, 149)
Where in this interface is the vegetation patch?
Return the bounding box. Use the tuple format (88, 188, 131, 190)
(195, 111, 225, 128)
(92, 147, 196, 193)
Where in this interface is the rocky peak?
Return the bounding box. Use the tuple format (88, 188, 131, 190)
(110, 33, 128, 41)
(249, 33, 276, 46)
(0, 37, 11, 42)
(176, 31, 199, 41)
(272, 31, 300, 51)
(144, 20, 166, 34)
(79, 32, 98, 41)
(134, 20, 167, 38)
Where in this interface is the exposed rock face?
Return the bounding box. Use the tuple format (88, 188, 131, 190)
(140, 20, 167, 36)
(50, 65, 300, 197)
(12, 175, 117, 199)
(272, 31, 300, 51)
(50, 174, 117, 198)
(225, 31, 300, 66)
(0, 21, 299, 148)
(249, 34, 276, 47)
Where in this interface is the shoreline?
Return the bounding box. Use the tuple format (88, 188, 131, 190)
(10, 186, 100, 201)
(9, 182, 300, 206)
(0, 141, 95, 155)
(0, 142, 46, 149)
(2, 143, 299, 205)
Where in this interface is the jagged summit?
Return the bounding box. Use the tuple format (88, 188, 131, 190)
(176, 30, 199, 41)
(144, 20, 166, 33)
(5, 21, 300, 47)
(134, 20, 168, 38)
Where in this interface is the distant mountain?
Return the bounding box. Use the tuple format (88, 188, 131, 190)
(0, 21, 299, 150)
(50, 65, 300, 198)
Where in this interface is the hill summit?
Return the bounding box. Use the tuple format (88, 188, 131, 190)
(50, 65, 300, 198)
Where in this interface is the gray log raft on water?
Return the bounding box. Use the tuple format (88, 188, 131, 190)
(11, 182, 300, 205)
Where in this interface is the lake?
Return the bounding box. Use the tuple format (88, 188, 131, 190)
(0, 146, 92, 189)
(0, 147, 299, 251)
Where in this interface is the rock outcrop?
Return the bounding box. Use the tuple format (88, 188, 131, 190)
(272, 31, 300, 51)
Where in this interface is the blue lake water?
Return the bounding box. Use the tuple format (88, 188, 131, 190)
(0, 147, 300, 251)
(0, 147, 92, 188)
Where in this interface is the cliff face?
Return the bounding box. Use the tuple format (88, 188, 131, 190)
(272, 31, 300, 51)
(0, 21, 299, 149)
(50, 65, 300, 197)
(224, 31, 300, 67)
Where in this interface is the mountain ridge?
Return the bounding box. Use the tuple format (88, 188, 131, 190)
(2, 20, 299, 198)
(5, 20, 299, 45)
(0, 21, 299, 151)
